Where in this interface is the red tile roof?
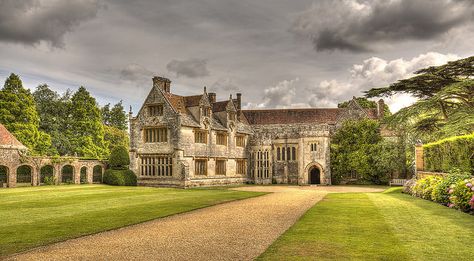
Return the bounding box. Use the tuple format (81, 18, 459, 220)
(0, 124, 26, 148)
(242, 108, 379, 125)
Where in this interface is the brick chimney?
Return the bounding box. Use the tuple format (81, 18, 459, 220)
(208, 92, 216, 103)
(152, 76, 171, 93)
(377, 99, 385, 118)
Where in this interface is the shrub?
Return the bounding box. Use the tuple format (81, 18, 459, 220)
(448, 177, 474, 212)
(43, 176, 55, 185)
(412, 176, 442, 200)
(103, 169, 137, 186)
(403, 178, 416, 194)
(431, 169, 471, 205)
(423, 133, 474, 174)
(109, 146, 130, 169)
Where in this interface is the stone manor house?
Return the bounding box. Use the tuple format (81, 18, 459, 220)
(129, 76, 386, 188)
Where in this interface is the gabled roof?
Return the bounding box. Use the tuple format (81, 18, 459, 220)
(0, 124, 27, 149)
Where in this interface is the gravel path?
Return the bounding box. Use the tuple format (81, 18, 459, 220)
(7, 185, 384, 261)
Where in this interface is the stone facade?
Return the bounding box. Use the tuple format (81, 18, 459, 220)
(130, 76, 385, 188)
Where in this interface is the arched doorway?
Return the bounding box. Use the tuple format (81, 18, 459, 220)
(61, 165, 74, 184)
(80, 167, 87, 184)
(0, 165, 8, 188)
(309, 167, 321, 185)
(16, 165, 32, 187)
(93, 165, 103, 183)
(40, 165, 54, 185)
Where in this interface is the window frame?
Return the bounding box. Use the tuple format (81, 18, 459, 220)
(195, 159, 208, 176)
(148, 104, 164, 116)
(216, 132, 228, 146)
(194, 129, 208, 144)
(144, 127, 168, 143)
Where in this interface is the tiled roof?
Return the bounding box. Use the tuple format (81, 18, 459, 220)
(242, 108, 343, 125)
(212, 101, 229, 112)
(184, 95, 203, 107)
(243, 108, 379, 125)
(0, 124, 26, 149)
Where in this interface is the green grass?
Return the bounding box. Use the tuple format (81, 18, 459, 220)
(0, 184, 265, 257)
(259, 188, 474, 261)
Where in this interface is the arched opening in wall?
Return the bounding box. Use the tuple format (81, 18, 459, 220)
(40, 165, 54, 185)
(61, 165, 74, 184)
(80, 167, 87, 184)
(16, 165, 32, 187)
(93, 165, 103, 183)
(0, 165, 8, 188)
(308, 166, 321, 185)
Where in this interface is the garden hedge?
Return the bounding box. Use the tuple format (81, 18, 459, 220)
(103, 169, 137, 186)
(109, 146, 130, 169)
(423, 133, 474, 174)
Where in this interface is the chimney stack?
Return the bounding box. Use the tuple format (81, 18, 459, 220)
(236, 93, 242, 110)
(208, 92, 216, 103)
(152, 76, 171, 93)
(377, 99, 385, 118)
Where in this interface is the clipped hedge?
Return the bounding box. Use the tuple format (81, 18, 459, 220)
(103, 169, 137, 186)
(423, 133, 474, 174)
(109, 146, 130, 169)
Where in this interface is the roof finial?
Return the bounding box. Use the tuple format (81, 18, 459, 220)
(129, 105, 132, 113)
(204, 86, 207, 93)
(230, 94, 232, 100)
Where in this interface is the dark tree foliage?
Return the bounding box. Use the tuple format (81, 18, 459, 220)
(331, 119, 403, 184)
(0, 74, 54, 155)
(69, 87, 108, 158)
(102, 100, 127, 131)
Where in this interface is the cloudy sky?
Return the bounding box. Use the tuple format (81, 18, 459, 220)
(0, 0, 473, 113)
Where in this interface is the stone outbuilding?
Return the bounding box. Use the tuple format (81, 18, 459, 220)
(0, 124, 106, 188)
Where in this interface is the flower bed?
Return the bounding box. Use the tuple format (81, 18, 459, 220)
(404, 169, 474, 214)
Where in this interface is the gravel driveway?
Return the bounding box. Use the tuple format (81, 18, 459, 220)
(7, 185, 384, 261)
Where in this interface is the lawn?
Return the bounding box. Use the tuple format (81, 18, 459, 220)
(0, 184, 265, 257)
(259, 187, 474, 261)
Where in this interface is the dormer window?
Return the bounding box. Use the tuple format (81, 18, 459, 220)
(148, 105, 163, 116)
(202, 107, 211, 117)
(229, 111, 236, 121)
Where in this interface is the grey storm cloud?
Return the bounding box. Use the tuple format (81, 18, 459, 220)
(291, 0, 474, 52)
(166, 58, 210, 78)
(0, 0, 102, 47)
(120, 64, 154, 83)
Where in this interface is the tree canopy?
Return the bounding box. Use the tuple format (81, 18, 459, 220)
(365, 56, 474, 142)
(0, 74, 129, 159)
(0, 74, 54, 155)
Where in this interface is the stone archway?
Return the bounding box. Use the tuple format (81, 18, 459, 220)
(0, 165, 8, 188)
(16, 165, 33, 187)
(303, 162, 324, 185)
(40, 165, 54, 185)
(92, 165, 103, 183)
(61, 165, 74, 184)
(80, 166, 87, 184)
(308, 167, 321, 185)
